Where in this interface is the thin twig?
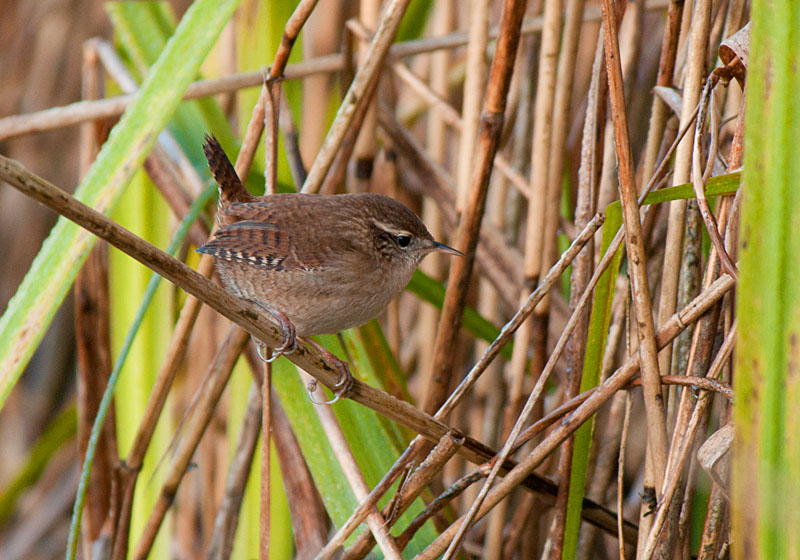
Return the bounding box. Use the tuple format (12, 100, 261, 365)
(618, 392, 633, 559)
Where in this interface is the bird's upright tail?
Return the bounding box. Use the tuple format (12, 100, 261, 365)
(202, 134, 253, 210)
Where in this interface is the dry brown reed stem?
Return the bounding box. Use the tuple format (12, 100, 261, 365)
(76, 43, 117, 558)
(617, 393, 633, 558)
(424, 0, 528, 417)
(112, 269, 209, 560)
(657, 0, 713, 378)
(641, 0, 684, 183)
(301, 0, 410, 194)
(318, 21, 384, 195)
(207, 384, 261, 560)
(133, 324, 250, 559)
(601, 0, 669, 495)
(455, 0, 489, 211)
(644, 324, 737, 556)
(548, 0, 589, 551)
(260, 361, 271, 560)
(351, 0, 380, 193)
(312, 396, 403, 560)
(268, 386, 330, 559)
(504, 0, 563, 460)
(418, 273, 734, 559)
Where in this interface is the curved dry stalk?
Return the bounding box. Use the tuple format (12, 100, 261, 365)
(692, 76, 738, 279)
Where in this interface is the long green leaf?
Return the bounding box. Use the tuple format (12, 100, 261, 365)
(0, 0, 242, 413)
(734, 1, 800, 556)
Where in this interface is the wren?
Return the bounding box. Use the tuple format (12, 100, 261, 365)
(197, 135, 461, 400)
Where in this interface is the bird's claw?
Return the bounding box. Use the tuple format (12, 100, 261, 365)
(251, 305, 297, 363)
(306, 350, 353, 405)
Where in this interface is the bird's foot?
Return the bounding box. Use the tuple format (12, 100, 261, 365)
(251, 304, 297, 362)
(305, 340, 354, 405)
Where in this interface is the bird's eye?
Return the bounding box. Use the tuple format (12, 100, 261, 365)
(396, 234, 412, 248)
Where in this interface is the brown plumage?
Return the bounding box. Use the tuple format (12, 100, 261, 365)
(197, 135, 461, 338)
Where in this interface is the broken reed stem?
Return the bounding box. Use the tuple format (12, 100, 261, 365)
(600, 0, 669, 495)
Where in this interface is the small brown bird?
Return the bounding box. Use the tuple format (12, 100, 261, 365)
(197, 135, 461, 400)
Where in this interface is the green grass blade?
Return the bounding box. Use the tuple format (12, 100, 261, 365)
(408, 269, 513, 360)
(734, 1, 800, 555)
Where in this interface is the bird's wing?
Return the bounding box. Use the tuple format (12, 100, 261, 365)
(197, 220, 293, 271)
(199, 200, 358, 272)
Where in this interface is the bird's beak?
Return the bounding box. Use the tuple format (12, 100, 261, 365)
(431, 241, 464, 256)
